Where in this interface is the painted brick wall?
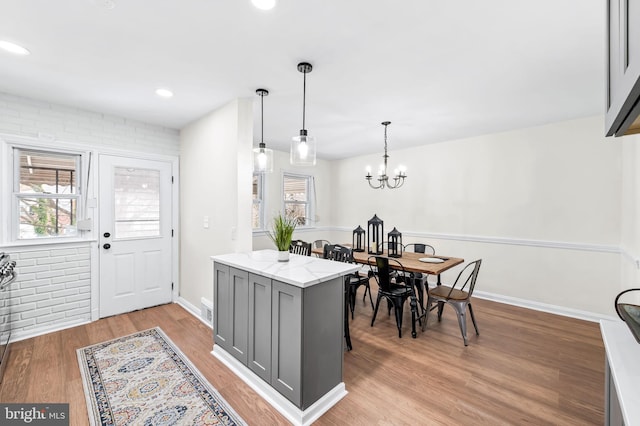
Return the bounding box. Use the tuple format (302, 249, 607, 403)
(0, 92, 180, 156)
(0, 92, 180, 340)
(2, 245, 91, 340)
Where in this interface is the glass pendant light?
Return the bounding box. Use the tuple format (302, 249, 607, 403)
(291, 62, 317, 166)
(253, 88, 274, 173)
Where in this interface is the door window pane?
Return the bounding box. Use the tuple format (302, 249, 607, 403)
(114, 167, 160, 238)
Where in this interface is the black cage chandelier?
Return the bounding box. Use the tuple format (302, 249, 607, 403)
(365, 121, 407, 189)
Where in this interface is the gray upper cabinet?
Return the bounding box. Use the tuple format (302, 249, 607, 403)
(606, 0, 640, 137)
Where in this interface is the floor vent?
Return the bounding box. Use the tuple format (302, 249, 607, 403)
(200, 297, 213, 326)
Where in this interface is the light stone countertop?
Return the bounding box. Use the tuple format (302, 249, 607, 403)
(600, 319, 640, 425)
(211, 249, 360, 288)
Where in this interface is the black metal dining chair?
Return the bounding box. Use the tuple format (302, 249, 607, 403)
(403, 242, 437, 313)
(324, 244, 373, 319)
(323, 244, 370, 351)
(368, 256, 417, 338)
(289, 239, 312, 256)
(424, 259, 482, 345)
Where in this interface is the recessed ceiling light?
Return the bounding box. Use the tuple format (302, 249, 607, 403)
(0, 40, 30, 56)
(155, 88, 174, 98)
(251, 0, 276, 10)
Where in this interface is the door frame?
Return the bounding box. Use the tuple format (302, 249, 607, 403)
(90, 148, 179, 321)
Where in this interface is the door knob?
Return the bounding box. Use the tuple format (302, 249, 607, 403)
(103, 243, 111, 249)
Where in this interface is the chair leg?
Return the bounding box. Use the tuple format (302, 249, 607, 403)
(394, 298, 404, 338)
(468, 302, 479, 336)
(344, 290, 352, 351)
(423, 295, 433, 332)
(450, 301, 469, 346)
(365, 282, 374, 309)
(437, 301, 445, 321)
(371, 294, 382, 327)
(349, 286, 356, 319)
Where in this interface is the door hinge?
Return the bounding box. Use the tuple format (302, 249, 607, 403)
(171, 176, 174, 183)
(171, 229, 174, 237)
(171, 282, 174, 290)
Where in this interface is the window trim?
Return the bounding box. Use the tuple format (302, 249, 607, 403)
(1, 136, 89, 244)
(282, 171, 315, 229)
(252, 172, 266, 231)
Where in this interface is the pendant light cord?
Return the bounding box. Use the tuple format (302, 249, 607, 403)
(302, 70, 307, 131)
(261, 92, 264, 144)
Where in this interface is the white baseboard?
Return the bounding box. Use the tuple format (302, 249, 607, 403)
(474, 290, 618, 323)
(175, 297, 212, 329)
(212, 344, 347, 426)
(10, 317, 91, 343)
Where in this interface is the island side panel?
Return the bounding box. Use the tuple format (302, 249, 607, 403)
(248, 272, 272, 382)
(301, 276, 344, 410)
(271, 280, 303, 407)
(229, 267, 249, 365)
(213, 262, 231, 352)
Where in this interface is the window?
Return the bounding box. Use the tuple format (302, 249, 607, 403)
(283, 173, 313, 226)
(252, 173, 265, 230)
(113, 167, 160, 239)
(14, 148, 81, 239)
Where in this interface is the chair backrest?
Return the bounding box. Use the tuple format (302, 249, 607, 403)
(451, 259, 482, 298)
(290, 239, 312, 256)
(368, 256, 407, 292)
(404, 243, 435, 255)
(313, 239, 331, 250)
(323, 244, 353, 263)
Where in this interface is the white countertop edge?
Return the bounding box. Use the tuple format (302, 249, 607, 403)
(600, 319, 640, 425)
(211, 250, 360, 288)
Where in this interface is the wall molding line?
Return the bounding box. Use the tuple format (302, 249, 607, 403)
(474, 290, 617, 323)
(330, 226, 620, 254)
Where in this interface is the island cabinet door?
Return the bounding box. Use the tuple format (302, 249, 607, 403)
(213, 263, 232, 353)
(248, 273, 272, 382)
(271, 280, 302, 407)
(229, 267, 249, 365)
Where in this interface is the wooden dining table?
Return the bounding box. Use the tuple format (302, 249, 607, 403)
(312, 245, 464, 338)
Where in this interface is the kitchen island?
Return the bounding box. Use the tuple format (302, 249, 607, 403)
(211, 250, 360, 426)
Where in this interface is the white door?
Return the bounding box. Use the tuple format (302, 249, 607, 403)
(99, 155, 173, 317)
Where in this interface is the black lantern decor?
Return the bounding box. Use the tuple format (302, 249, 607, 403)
(388, 227, 403, 258)
(367, 214, 384, 255)
(352, 225, 365, 252)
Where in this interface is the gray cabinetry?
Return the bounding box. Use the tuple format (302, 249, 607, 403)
(213, 260, 345, 410)
(213, 264, 248, 364)
(606, 0, 640, 136)
(271, 280, 302, 406)
(248, 273, 272, 382)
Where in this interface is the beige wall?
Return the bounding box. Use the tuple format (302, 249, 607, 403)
(330, 116, 623, 316)
(179, 99, 253, 307)
(621, 133, 640, 297)
(252, 149, 335, 250)
(181, 110, 636, 318)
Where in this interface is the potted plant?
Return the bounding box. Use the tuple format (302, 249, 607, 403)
(268, 213, 297, 262)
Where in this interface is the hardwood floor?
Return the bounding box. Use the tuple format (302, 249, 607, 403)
(0, 292, 604, 425)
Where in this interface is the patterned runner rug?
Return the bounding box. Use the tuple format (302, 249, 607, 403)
(77, 327, 246, 425)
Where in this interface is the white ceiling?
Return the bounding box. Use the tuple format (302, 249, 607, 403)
(0, 0, 604, 160)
